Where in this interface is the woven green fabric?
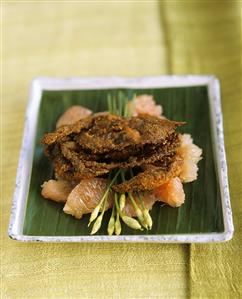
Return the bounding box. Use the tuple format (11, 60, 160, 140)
(161, 2, 242, 297)
(2, 1, 241, 298)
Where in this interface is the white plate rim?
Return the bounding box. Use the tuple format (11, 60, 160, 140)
(8, 75, 234, 243)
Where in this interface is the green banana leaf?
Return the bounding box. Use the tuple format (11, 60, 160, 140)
(23, 86, 224, 236)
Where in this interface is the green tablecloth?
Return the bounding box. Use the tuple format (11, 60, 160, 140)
(2, 1, 241, 298)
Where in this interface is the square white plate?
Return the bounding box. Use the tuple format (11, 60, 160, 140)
(8, 76, 233, 242)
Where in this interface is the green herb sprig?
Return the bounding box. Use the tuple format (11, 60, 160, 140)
(89, 92, 153, 235)
(89, 170, 120, 234)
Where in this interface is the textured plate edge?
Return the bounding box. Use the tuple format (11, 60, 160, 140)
(27, 75, 215, 90)
(8, 232, 233, 243)
(207, 78, 234, 239)
(8, 79, 43, 237)
(8, 75, 233, 243)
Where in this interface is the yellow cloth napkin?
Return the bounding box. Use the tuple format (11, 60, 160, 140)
(2, 1, 241, 298)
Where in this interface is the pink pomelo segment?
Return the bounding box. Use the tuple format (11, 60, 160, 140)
(56, 105, 92, 128)
(41, 179, 75, 203)
(178, 134, 202, 183)
(128, 94, 163, 117)
(154, 177, 185, 208)
(63, 178, 113, 219)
